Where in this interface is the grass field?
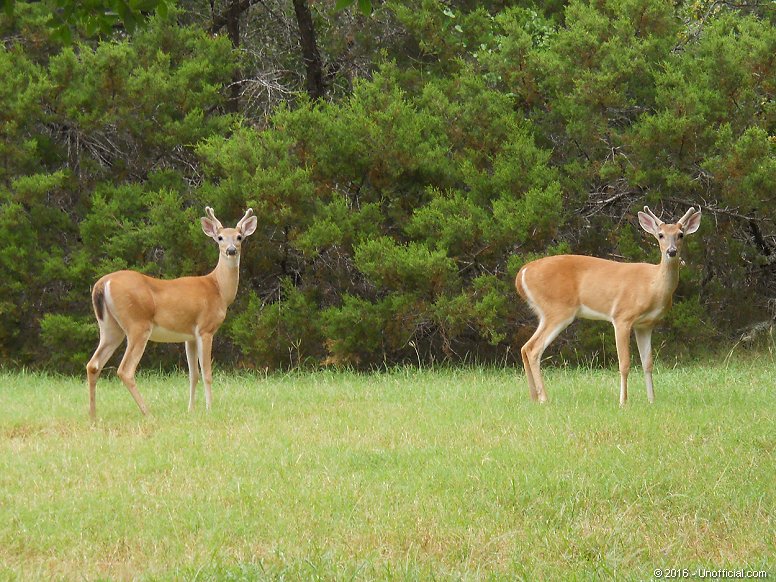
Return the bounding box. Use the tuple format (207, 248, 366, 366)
(1, 358, 774, 580)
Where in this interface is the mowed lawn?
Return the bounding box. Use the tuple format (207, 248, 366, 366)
(1, 360, 773, 580)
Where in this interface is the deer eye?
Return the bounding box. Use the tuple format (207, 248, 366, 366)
(237, 235, 242, 241)
(678, 232, 684, 238)
(217, 235, 223, 241)
(658, 233, 664, 239)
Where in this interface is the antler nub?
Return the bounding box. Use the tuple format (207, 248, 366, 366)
(236, 208, 254, 231)
(205, 206, 224, 230)
(643, 206, 664, 226)
(677, 207, 696, 227)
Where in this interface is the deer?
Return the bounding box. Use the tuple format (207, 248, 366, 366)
(86, 207, 257, 418)
(515, 206, 702, 406)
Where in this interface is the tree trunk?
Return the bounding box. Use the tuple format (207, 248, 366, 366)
(224, 0, 242, 112)
(291, 0, 325, 100)
(211, 0, 249, 113)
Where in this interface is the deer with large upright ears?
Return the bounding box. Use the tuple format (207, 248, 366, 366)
(86, 207, 257, 418)
(516, 206, 702, 406)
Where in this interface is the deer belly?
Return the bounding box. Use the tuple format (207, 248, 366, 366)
(149, 325, 196, 343)
(577, 304, 613, 322)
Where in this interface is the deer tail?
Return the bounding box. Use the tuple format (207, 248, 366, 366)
(92, 280, 106, 322)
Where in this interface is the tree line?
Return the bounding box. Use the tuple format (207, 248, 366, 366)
(0, 0, 773, 372)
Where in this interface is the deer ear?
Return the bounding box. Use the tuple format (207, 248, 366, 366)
(683, 209, 701, 235)
(201, 217, 219, 239)
(638, 211, 660, 236)
(240, 215, 257, 237)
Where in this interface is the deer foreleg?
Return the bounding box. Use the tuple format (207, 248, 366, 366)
(634, 326, 655, 404)
(196, 332, 215, 411)
(185, 339, 199, 412)
(614, 321, 633, 407)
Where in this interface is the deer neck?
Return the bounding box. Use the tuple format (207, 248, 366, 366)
(210, 254, 241, 307)
(655, 255, 680, 299)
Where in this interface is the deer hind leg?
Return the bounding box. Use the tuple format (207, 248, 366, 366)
(522, 314, 575, 403)
(86, 312, 125, 419)
(634, 326, 655, 404)
(521, 320, 550, 401)
(185, 340, 199, 412)
(520, 329, 540, 401)
(116, 325, 152, 415)
(613, 320, 634, 407)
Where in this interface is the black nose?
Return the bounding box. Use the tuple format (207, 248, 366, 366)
(667, 248, 677, 257)
(226, 246, 237, 256)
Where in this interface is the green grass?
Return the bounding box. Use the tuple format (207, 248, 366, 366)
(1, 359, 774, 580)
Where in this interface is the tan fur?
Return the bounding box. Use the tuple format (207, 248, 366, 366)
(515, 206, 701, 406)
(86, 207, 257, 418)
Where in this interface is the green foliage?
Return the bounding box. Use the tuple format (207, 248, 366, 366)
(335, 0, 372, 16)
(665, 295, 719, 357)
(2, 0, 173, 41)
(0, 0, 773, 370)
(295, 194, 382, 256)
(39, 314, 95, 371)
(0, 12, 237, 369)
(321, 295, 390, 366)
(707, 126, 775, 211)
(0, 200, 35, 359)
(229, 281, 322, 370)
(355, 237, 458, 295)
(0, 47, 49, 181)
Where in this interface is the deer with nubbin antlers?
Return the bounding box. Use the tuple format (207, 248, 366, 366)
(516, 206, 702, 406)
(86, 207, 257, 418)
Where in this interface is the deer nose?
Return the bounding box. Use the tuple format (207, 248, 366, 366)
(226, 246, 237, 256)
(667, 247, 677, 257)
